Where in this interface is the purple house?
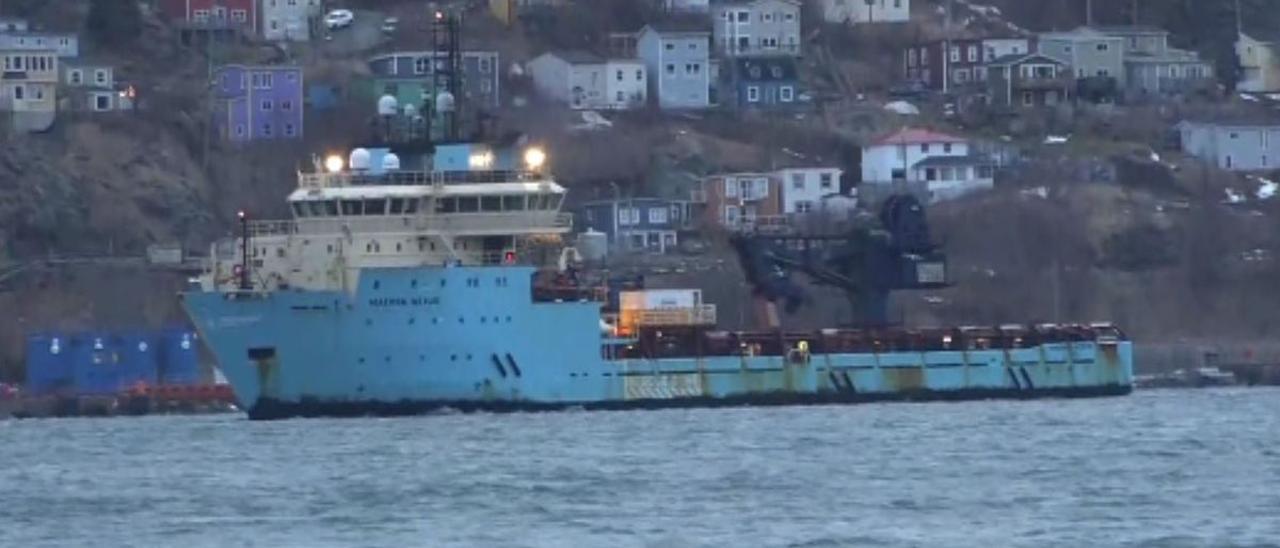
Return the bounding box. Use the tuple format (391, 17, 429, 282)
(213, 64, 304, 142)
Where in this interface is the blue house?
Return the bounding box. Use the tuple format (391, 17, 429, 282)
(722, 56, 807, 110)
(577, 197, 693, 253)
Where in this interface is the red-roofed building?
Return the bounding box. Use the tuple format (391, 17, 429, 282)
(159, 0, 258, 35)
(861, 127, 994, 202)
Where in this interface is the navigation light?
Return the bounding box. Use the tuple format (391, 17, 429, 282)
(324, 154, 344, 173)
(524, 147, 547, 171)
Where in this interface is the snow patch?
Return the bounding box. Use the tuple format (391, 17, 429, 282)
(1223, 188, 1246, 204)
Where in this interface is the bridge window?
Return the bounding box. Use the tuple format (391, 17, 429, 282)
(364, 199, 387, 215)
(307, 201, 327, 217)
(435, 197, 457, 213)
(502, 195, 524, 210)
(291, 202, 306, 217)
(405, 198, 420, 214)
(457, 196, 480, 213)
(389, 198, 405, 214)
(481, 195, 501, 212)
(341, 200, 363, 216)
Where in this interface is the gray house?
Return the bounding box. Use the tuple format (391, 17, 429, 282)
(1178, 120, 1280, 172)
(1094, 26, 1213, 96)
(637, 21, 712, 109)
(710, 0, 801, 58)
(1039, 27, 1125, 84)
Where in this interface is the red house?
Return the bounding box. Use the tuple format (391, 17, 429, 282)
(159, 0, 259, 34)
(903, 37, 1032, 92)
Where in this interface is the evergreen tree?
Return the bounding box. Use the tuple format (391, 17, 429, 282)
(86, 0, 142, 45)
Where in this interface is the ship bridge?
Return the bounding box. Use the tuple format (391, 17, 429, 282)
(204, 145, 574, 293)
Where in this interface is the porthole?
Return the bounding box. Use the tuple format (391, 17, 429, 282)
(411, 280, 418, 288)
(372, 280, 380, 290)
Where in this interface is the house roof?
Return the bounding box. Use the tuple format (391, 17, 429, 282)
(1177, 116, 1280, 129)
(987, 52, 1063, 67)
(1124, 48, 1207, 64)
(731, 57, 796, 82)
(871, 128, 966, 146)
(545, 50, 603, 64)
(1091, 25, 1169, 36)
(642, 18, 711, 36)
(1240, 28, 1280, 46)
(912, 155, 994, 169)
(1039, 27, 1118, 41)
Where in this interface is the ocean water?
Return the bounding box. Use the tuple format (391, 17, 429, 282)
(2, 388, 1278, 548)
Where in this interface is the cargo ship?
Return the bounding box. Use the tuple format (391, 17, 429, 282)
(179, 11, 1132, 420)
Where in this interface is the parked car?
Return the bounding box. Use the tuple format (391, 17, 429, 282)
(324, 9, 355, 30)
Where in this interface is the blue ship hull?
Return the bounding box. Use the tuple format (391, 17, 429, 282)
(182, 266, 1134, 420)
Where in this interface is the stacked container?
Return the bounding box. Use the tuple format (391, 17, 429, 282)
(117, 331, 160, 389)
(71, 333, 123, 395)
(25, 332, 73, 395)
(159, 329, 201, 385)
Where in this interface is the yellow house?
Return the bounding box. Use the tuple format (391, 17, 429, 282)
(0, 48, 58, 131)
(1237, 32, 1280, 93)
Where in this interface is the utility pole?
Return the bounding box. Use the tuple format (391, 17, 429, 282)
(1236, 0, 1244, 37)
(942, 0, 952, 94)
(1085, 0, 1093, 26)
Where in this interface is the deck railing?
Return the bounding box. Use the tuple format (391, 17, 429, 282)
(245, 212, 573, 237)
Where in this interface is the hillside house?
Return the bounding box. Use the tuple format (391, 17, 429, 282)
(160, 0, 258, 41)
(261, 0, 322, 41)
(637, 22, 712, 109)
(904, 37, 1030, 92)
(1178, 120, 1280, 172)
(694, 172, 782, 230)
(986, 53, 1071, 107)
(821, 0, 910, 25)
(861, 128, 994, 203)
(528, 51, 646, 110)
(212, 64, 303, 142)
(663, 0, 710, 13)
(711, 0, 801, 58)
(1237, 31, 1280, 93)
(0, 18, 27, 32)
(1039, 27, 1124, 85)
(721, 56, 805, 110)
(0, 30, 78, 58)
(577, 197, 691, 253)
(365, 51, 501, 110)
(0, 49, 58, 132)
(777, 167, 844, 214)
(60, 59, 132, 112)
(1092, 26, 1213, 97)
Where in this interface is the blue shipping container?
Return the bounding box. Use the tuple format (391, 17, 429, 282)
(71, 333, 123, 395)
(25, 332, 73, 395)
(117, 331, 160, 389)
(159, 329, 201, 385)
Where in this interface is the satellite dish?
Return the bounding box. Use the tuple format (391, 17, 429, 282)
(377, 94, 399, 116)
(382, 153, 401, 171)
(435, 90, 455, 113)
(403, 103, 418, 117)
(349, 148, 371, 171)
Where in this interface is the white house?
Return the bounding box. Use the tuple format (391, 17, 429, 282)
(861, 127, 994, 202)
(261, 0, 322, 41)
(528, 51, 647, 110)
(821, 0, 910, 25)
(0, 31, 78, 57)
(603, 58, 647, 109)
(777, 167, 844, 214)
(711, 0, 802, 58)
(663, 0, 710, 12)
(1237, 32, 1280, 93)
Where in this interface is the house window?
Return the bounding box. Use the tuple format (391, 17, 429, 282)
(791, 173, 804, 190)
(69, 69, 82, 85)
(796, 201, 812, 213)
(479, 57, 492, 73)
(232, 9, 247, 21)
(648, 207, 668, 224)
(665, 43, 675, 51)
(908, 49, 918, 67)
(481, 79, 492, 93)
(967, 46, 978, 62)
(235, 124, 246, 137)
(949, 46, 960, 62)
(725, 178, 739, 197)
(414, 57, 429, 75)
(12, 85, 23, 100)
(943, 143, 953, 153)
(261, 99, 273, 111)
(94, 94, 110, 111)
(737, 11, 748, 22)
(285, 123, 297, 137)
(263, 123, 273, 137)
(616, 91, 624, 102)
(725, 206, 741, 225)
(193, 9, 209, 20)
(1097, 43, 1109, 52)
(954, 68, 970, 82)
(1022, 91, 1033, 106)
(780, 86, 793, 102)
(819, 173, 833, 190)
(616, 69, 623, 81)
(281, 100, 293, 111)
(665, 64, 675, 75)
(1225, 155, 1233, 169)
(93, 69, 107, 85)
(746, 86, 759, 102)
(921, 143, 930, 153)
(635, 69, 643, 81)
(252, 72, 274, 89)
(925, 168, 938, 181)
